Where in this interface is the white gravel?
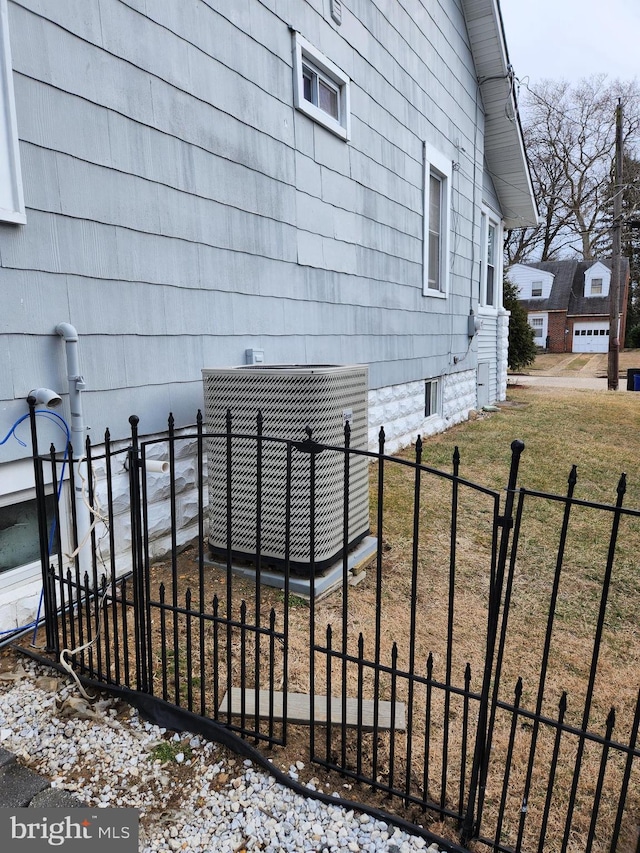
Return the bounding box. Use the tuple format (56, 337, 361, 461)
(0, 658, 450, 852)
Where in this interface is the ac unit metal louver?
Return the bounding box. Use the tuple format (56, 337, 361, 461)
(203, 364, 370, 573)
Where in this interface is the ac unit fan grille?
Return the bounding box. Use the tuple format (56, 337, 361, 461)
(203, 365, 369, 572)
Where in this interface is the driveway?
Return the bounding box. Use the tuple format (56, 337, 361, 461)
(512, 374, 609, 390)
(509, 351, 640, 391)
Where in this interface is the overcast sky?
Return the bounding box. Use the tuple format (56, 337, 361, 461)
(499, 0, 640, 84)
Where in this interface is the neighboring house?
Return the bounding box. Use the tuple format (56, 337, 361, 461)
(0, 0, 537, 630)
(508, 260, 630, 354)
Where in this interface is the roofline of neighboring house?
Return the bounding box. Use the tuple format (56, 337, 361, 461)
(520, 302, 628, 313)
(567, 313, 615, 319)
(461, 0, 539, 230)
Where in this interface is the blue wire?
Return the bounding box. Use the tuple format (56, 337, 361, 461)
(1, 409, 71, 448)
(0, 409, 72, 639)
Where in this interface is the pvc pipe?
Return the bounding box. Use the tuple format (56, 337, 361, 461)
(145, 459, 169, 474)
(55, 323, 91, 574)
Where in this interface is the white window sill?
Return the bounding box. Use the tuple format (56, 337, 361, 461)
(0, 562, 41, 593)
(296, 99, 348, 140)
(0, 208, 26, 225)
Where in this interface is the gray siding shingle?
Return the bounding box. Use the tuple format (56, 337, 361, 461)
(1, 0, 489, 460)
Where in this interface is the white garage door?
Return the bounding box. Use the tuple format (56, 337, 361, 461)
(573, 322, 609, 353)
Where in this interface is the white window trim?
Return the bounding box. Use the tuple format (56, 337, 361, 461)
(423, 142, 451, 298)
(0, 0, 25, 225)
(424, 377, 440, 418)
(584, 262, 611, 298)
(0, 459, 70, 591)
(528, 312, 548, 343)
(292, 32, 351, 141)
(479, 205, 502, 313)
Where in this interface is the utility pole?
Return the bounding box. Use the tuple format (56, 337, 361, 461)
(608, 100, 623, 390)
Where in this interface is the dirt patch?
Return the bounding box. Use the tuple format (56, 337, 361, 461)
(142, 548, 457, 837)
(135, 472, 639, 853)
(522, 349, 640, 378)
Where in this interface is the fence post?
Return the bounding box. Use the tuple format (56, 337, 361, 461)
(27, 395, 58, 652)
(128, 415, 148, 692)
(461, 439, 525, 845)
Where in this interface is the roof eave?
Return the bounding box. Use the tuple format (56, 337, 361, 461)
(461, 0, 539, 229)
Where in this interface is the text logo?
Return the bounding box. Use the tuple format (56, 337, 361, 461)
(1, 808, 138, 851)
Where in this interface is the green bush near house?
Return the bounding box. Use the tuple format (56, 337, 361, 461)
(503, 277, 538, 371)
(626, 323, 640, 348)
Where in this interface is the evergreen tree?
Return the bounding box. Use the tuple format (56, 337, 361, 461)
(604, 150, 640, 346)
(503, 278, 538, 371)
(620, 154, 640, 346)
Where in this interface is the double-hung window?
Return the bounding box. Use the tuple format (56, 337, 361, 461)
(428, 173, 443, 291)
(293, 33, 350, 141)
(486, 222, 496, 306)
(480, 207, 502, 309)
(0, 0, 25, 224)
(423, 143, 451, 297)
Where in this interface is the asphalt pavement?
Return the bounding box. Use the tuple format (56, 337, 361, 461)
(511, 375, 613, 390)
(0, 746, 83, 809)
(510, 352, 638, 391)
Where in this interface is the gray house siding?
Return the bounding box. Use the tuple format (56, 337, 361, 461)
(0, 0, 546, 631)
(482, 165, 501, 217)
(477, 313, 498, 402)
(1, 0, 488, 464)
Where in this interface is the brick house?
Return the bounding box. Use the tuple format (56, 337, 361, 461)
(507, 259, 630, 353)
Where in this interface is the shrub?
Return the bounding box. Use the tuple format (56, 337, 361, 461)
(503, 277, 538, 371)
(626, 323, 640, 348)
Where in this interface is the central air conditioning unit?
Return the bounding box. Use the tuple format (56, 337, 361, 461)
(202, 364, 370, 573)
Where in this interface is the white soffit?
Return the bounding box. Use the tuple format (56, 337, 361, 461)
(461, 0, 538, 229)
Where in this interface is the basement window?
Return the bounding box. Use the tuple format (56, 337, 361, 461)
(292, 32, 351, 140)
(0, 492, 57, 588)
(425, 379, 440, 418)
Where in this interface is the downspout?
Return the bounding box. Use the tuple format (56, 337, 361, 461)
(55, 323, 91, 574)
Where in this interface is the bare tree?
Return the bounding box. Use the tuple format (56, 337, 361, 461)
(506, 75, 640, 264)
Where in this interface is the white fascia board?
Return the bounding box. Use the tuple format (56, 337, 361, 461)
(0, 0, 26, 225)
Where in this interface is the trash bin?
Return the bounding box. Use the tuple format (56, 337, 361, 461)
(626, 369, 640, 390)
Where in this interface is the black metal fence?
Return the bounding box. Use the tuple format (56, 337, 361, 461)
(23, 406, 640, 852)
